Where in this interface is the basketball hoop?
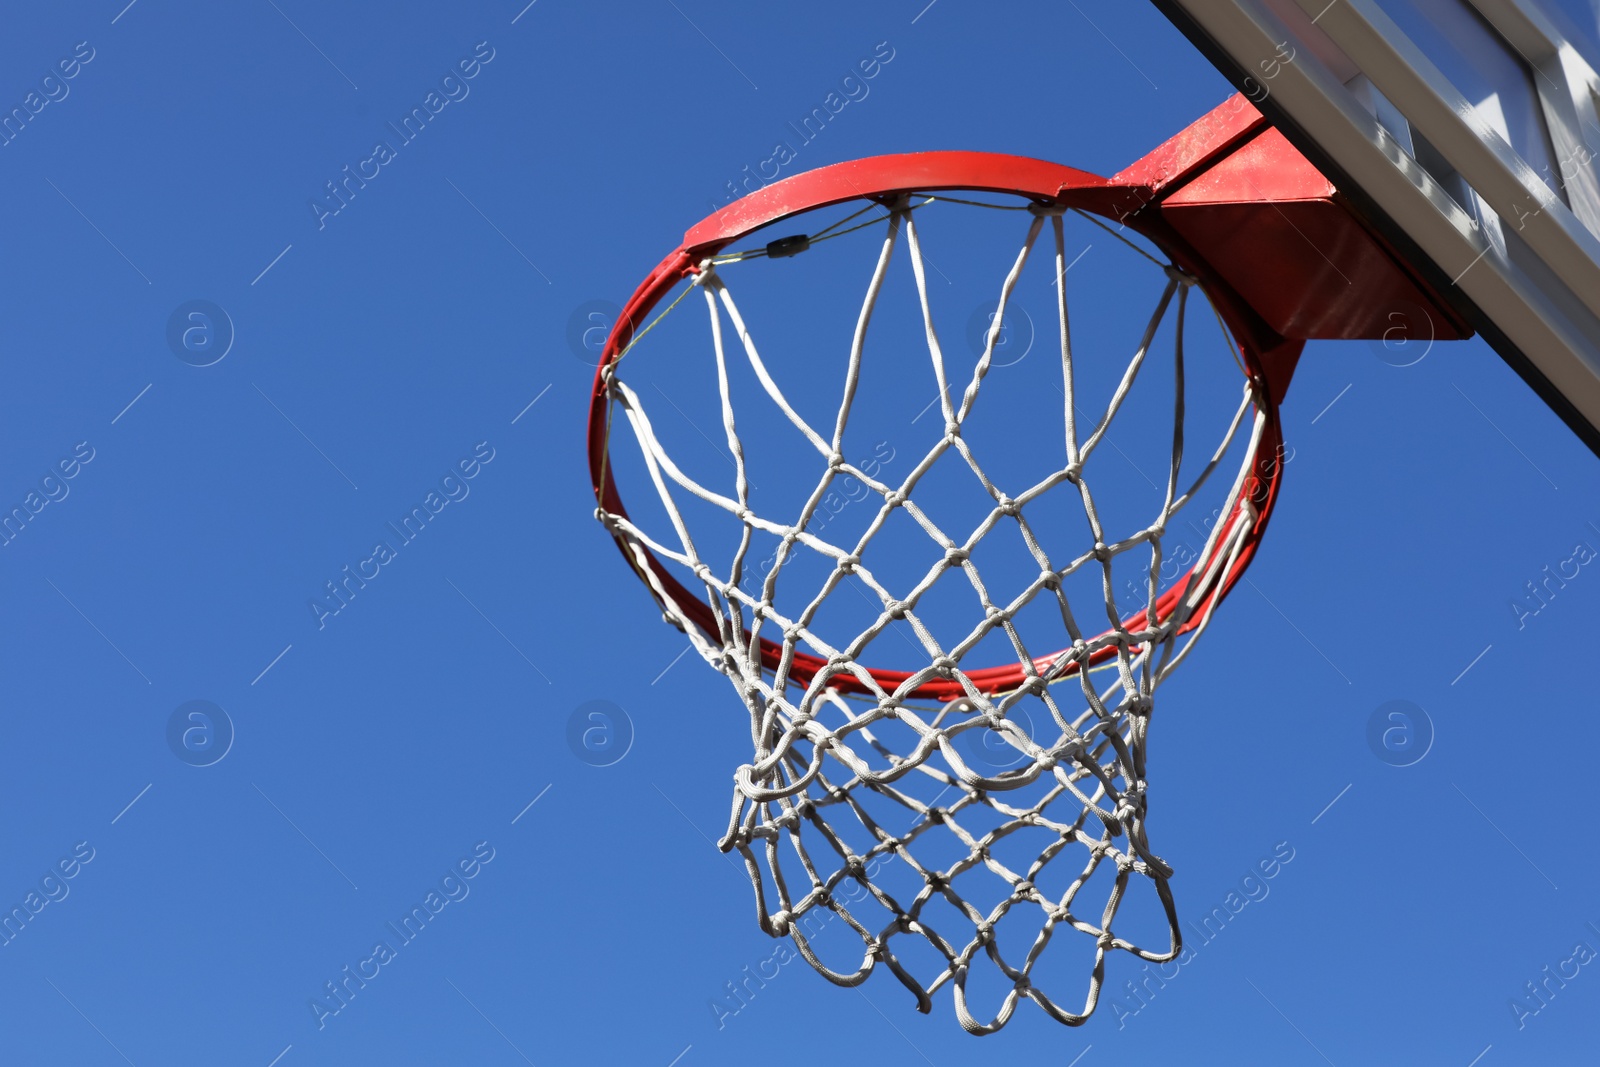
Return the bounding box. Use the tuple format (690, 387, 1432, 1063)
(587, 97, 1463, 1031)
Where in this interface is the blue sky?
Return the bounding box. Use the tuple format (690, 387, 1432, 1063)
(0, 1, 1598, 1064)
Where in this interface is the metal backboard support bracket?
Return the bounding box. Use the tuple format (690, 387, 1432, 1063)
(1153, 0, 1600, 456)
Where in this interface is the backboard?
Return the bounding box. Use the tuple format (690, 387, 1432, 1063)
(1152, 0, 1600, 455)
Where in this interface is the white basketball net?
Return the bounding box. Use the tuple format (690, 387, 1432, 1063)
(596, 193, 1268, 1032)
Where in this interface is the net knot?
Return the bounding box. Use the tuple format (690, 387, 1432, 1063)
(1093, 541, 1111, 562)
(771, 910, 792, 936)
(1051, 736, 1085, 762)
(944, 422, 962, 442)
(885, 599, 907, 620)
(997, 496, 1020, 517)
(1011, 879, 1035, 901)
(1113, 791, 1146, 831)
(839, 554, 861, 574)
(1164, 264, 1197, 286)
(884, 490, 907, 508)
(974, 921, 995, 945)
(945, 547, 969, 565)
(1027, 201, 1067, 217)
(828, 451, 846, 471)
(931, 655, 958, 676)
(1098, 930, 1117, 949)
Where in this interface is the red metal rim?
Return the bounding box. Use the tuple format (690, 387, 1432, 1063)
(587, 151, 1287, 701)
